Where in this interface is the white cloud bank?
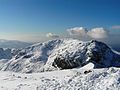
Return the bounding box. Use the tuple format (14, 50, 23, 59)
(67, 27, 109, 39)
(87, 28, 108, 39)
(46, 33, 59, 38)
(67, 27, 87, 37)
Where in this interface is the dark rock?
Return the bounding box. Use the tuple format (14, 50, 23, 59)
(84, 70, 92, 74)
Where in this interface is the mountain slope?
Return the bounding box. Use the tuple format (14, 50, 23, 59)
(1, 39, 63, 73)
(1, 39, 120, 73)
(0, 48, 20, 70)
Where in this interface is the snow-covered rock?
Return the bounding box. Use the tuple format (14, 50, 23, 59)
(44, 39, 120, 71)
(1, 39, 120, 73)
(0, 48, 20, 70)
(0, 67, 120, 90)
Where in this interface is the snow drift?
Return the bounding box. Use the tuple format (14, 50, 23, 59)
(0, 39, 120, 73)
(0, 67, 120, 90)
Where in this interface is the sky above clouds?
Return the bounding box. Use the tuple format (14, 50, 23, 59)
(0, 0, 120, 42)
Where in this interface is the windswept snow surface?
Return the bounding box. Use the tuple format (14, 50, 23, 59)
(0, 66, 120, 90)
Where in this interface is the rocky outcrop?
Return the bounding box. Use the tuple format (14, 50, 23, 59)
(50, 40, 120, 69)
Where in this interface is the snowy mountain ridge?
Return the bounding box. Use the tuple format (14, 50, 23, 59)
(0, 38, 120, 73)
(0, 39, 32, 49)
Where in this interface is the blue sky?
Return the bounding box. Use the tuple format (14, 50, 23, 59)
(0, 0, 120, 41)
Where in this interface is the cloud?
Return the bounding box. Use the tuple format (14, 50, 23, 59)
(111, 25, 120, 30)
(67, 27, 109, 39)
(46, 33, 59, 38)
(67, 27, 87, 37)
(87, 28, 109, 39)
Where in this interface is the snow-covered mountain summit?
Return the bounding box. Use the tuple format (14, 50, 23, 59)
(0, 39, 120, 73)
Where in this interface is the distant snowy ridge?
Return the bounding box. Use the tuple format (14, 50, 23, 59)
(0, 48, 12, 60)
(0, 39, 120, 73)
(0, 39, 32, 49)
